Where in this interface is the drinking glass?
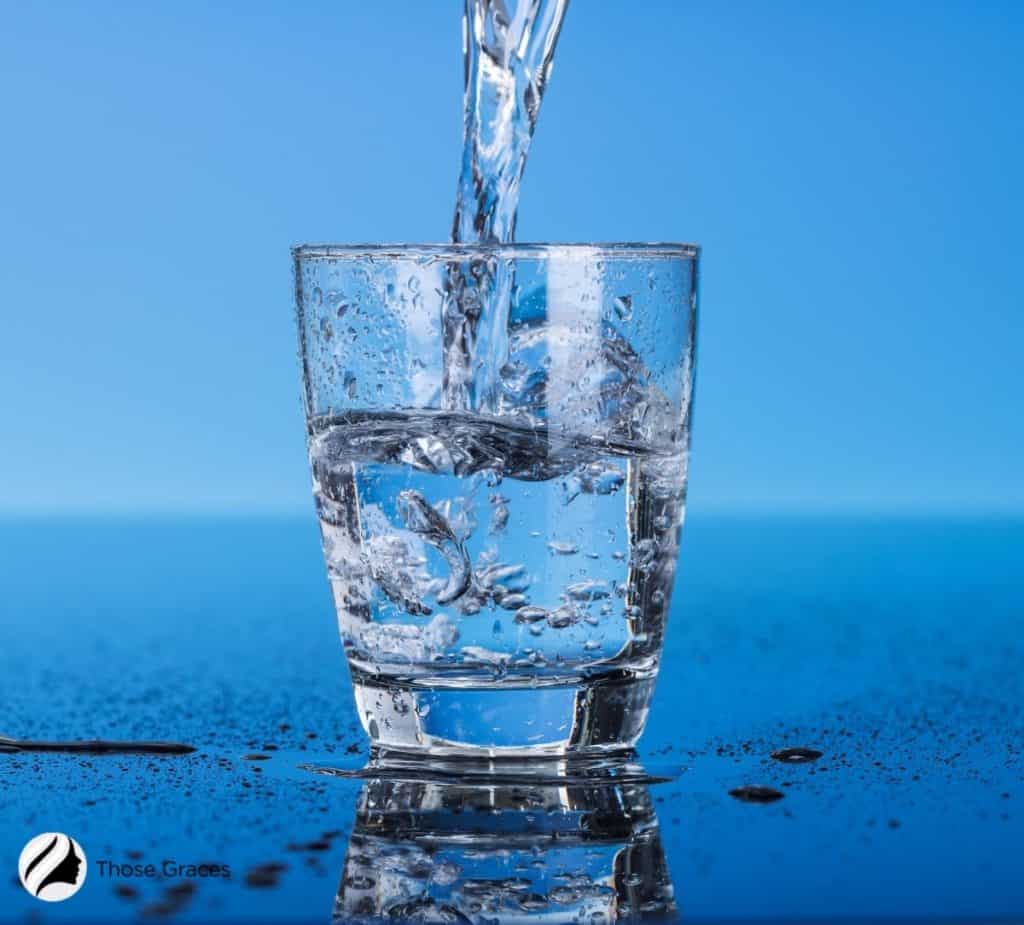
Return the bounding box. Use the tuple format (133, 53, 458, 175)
(293, 243, 698, 756)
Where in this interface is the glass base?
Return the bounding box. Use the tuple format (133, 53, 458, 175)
(350, 668, 656, 756)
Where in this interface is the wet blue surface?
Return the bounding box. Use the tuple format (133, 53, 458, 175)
(1, 514, 1022, 923)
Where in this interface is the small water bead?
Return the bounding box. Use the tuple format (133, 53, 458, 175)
(460, 645, 511, 666)
(514, 606, 548, 624)
(481, 563, 530, 593)
(729, 785, 785, 804)
(546, 605, 580, 629)
(320, 318, 333, 340)
(344, 372, 357, 399)
(489, 493, 510, 533)
(613, 294, 633, 321)
(771, 747, 823, 764)
(565, 580, 611, 601)
(559, 873, 596, 889)
(550, 886, 584, 905)
(499, 593, 528, 610)
(631, 538, 660, 571)
(547, 541, 579, 555)
(561, 460, 626, 503)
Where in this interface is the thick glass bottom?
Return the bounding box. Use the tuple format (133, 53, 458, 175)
(350, 667, 657, 756)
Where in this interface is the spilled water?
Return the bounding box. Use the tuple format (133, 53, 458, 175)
(772, 746, 824, 764)
(0, 734, 194, 755)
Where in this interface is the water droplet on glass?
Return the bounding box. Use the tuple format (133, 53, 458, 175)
(631, 538, 660, 571)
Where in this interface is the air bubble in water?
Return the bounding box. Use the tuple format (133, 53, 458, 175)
(546, 605, 580, 629)
(565, 580, 610, 601)
(397, 490, 471, 604)
(514, 606, 548, 624)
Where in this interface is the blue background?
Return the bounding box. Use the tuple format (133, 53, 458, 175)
(1, 0, 1020, 515)
(2, 4, 1024, 923)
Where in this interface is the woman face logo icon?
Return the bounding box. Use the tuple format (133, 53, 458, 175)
(18, 832, 87, 902)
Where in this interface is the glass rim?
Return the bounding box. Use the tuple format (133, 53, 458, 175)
(292, 242, 699, 260)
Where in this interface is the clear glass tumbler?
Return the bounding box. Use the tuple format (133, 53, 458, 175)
(293, 243, 698, 756)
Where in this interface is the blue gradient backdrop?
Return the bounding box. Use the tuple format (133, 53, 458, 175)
(1, 1, 1020, 514)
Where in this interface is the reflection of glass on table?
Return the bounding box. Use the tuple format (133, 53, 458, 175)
(331, 766, 676, 922)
